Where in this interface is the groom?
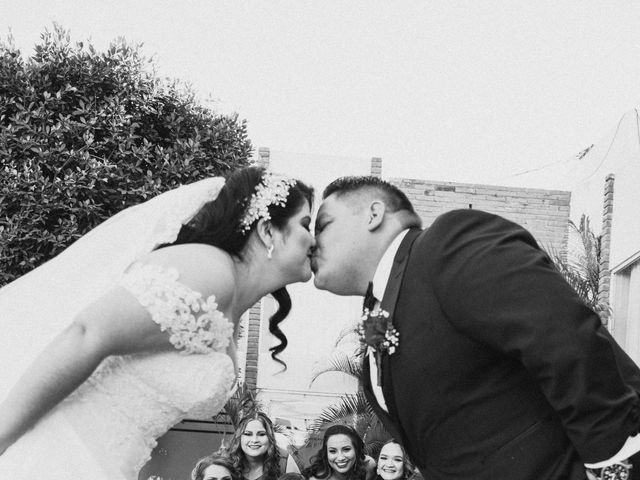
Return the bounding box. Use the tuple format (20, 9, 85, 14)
(311, 175, 640, 480)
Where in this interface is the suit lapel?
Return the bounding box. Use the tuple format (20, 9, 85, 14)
(378, 228, 422, 440)
(379, 228, 422, 326)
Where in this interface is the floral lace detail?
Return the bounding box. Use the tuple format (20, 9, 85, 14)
(120, 262, 234, 354)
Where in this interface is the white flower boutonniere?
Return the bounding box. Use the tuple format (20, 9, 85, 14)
(357, 307, 399, 386)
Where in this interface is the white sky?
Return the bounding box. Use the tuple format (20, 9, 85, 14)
(2, 1, 640, 188)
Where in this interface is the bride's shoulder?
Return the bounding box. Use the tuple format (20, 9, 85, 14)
(139, 244, 236, 305)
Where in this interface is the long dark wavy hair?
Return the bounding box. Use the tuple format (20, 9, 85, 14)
(192, 452, 240, 480)
(303, 425, 367, 480)
(161, 166, 314, 367)
(227, 412, 282, 480)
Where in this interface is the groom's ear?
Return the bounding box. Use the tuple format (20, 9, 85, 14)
(366, 200, 386, 231)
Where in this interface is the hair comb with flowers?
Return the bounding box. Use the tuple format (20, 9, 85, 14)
(239, 172, 297, 234)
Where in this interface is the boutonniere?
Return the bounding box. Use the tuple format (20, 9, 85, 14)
(357, 307, 399, 386)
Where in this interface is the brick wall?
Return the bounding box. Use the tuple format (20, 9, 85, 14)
(389, 177, 571, 254)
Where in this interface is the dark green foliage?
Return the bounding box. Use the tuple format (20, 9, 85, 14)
(0, 25, 252, 285)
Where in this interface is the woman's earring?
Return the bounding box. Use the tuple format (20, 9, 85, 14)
(267, 244, 274, 259)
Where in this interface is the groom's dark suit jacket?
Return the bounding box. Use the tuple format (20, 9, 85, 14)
(363, 209, 640, 480)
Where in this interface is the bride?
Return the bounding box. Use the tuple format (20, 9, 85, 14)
(0, 166, 315, 479)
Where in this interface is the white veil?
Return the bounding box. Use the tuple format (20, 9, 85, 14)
(0, 177, 226, 400)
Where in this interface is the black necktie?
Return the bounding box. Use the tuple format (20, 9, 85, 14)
(363, 281, 383, 386)
(363, 281, 376, 311)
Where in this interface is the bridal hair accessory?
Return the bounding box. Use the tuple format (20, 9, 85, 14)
(357, 306, 399, 386)
(239, 172, 297, 234)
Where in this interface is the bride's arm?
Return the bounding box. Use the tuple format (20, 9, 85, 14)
(0, 287, 177, 455)
(0, 248, 236, 456)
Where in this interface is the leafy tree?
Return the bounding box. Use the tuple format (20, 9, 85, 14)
(0, 25, 252, 285)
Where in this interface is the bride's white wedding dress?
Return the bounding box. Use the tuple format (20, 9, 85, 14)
(0, 177, 238, 479)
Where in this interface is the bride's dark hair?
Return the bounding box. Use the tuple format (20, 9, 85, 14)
(163, 166, 314, 368)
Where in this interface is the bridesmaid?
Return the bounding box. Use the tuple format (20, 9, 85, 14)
(303, 425, 369, 480)
(192, 453, 240, 480)
(228, 412, 291, 480)
(374, 440, 411, 480)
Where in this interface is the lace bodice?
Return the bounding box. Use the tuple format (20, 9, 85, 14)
(120, 262, 235, 354)
(27, 263, 236, 479)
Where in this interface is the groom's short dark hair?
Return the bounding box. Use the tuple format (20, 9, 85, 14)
(323, 176, 414, 212)
(323, 176, 422, 228)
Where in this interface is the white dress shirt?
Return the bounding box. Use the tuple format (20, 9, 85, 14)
(365, 229, 639, 468)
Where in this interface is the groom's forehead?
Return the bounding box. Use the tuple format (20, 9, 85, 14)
(318, 195, 349, 217)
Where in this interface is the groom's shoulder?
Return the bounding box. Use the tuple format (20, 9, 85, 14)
(423, 208, 500, 237)
(417, 209, 537, 258)
(412, 209, 513, 252)
(434, 208, 499, 225)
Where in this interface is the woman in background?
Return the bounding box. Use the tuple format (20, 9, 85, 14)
(375, 440, 411, 480)
(192, 452, 240, 480)
(229, 412, 295, 480)
(303, 425, 368, 480)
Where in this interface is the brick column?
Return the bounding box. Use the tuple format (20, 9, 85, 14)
(244, 301, 262, 391)
(598, 174, 615, 328)
(243, 148, 270, 391)
(256, 147, 270, 169)
(370, 157, 382, 177)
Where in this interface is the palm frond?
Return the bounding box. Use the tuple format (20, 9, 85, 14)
(214, 384, 262, 428)
(545, 215, 610, 315)
(334, 320, 360, 346)
(309, 350, 363, 387)
(307, 390, 374, 433)
(361, 419, 391, 446)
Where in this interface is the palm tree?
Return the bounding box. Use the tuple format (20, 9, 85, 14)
(547, 215, 609, 316)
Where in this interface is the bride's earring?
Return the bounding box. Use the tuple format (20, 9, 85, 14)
(267, 244, 274, 259)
